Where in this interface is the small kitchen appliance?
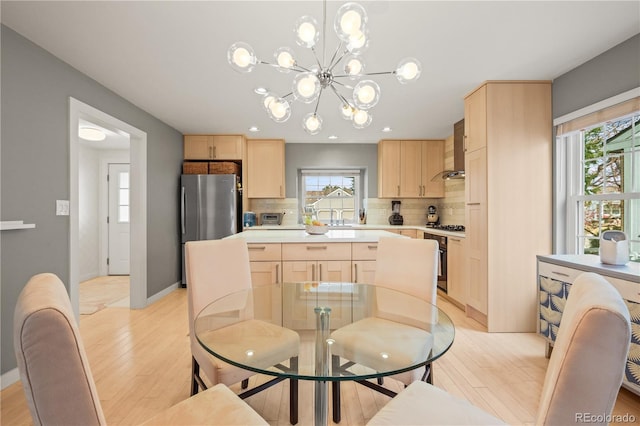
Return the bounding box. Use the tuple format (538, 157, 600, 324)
(600, 230, 629, 265)
(426, 205, 439, 226)
(243, 212, 256, 227)
(388, 201, 404, 225)
(261, 212, 284, 225)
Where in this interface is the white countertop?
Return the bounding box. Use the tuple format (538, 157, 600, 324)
(538, 254, 639, 283)
(226, 229, 407, 243)
(245, 224, 466, 239)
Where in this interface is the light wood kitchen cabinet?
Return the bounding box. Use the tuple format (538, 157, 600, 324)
(246, 139, 285, 198)
(352, 242, 378, 284)
(281, 242, 351, 282)
(446, 237, 466, 308)
(378, 140, 444, 198)
(183, 135, 244, 160)
(463, 81, 552, 332)
(248, 243, 282, 325)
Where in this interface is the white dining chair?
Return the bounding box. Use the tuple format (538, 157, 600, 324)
(14, 272, 268, 426)
(367, 272, 631, 425)
(186, 238, 300, 424)
(330, 237, 439, 423)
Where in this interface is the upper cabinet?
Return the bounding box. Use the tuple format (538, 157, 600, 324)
(464, 85, 487, 153)
(246, 139, 285, 198)
(378, 139, 444, 198)
(183, 135, 244, 160)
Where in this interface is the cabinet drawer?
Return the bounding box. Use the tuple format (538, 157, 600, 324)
(538, 262, 582, 283)
(282, 243, 351, 261)
(247, 243, 281, 261)
(607, 276, 640, 304)
(352, 242, 378, 261)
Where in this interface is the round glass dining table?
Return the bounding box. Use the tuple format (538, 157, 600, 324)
(194, 282, 455, 426)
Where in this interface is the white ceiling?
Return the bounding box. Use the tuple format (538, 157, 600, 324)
(2, 1, 639, 143)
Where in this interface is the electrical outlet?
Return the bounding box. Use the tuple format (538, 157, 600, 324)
(56, 200, 70, 216)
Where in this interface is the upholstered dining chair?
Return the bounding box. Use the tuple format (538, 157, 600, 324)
(186, 238, 300, 424)
(14, 272, 267, 426)
(330, 237, 439, 422)
(367, 272, 631, 426)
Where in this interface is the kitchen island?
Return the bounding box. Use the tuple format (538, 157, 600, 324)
(226, 228, 406, 243)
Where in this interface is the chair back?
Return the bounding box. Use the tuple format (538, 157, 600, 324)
(185, 238, 254, 340)
(536, 272, 631, 426)
(14, 273, 106, 426)
(373, 237, 439, 326)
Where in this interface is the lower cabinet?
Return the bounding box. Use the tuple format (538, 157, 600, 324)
(248, 244, 282, 325)
(446, 237, 466, 308)
(352, 242, 378, 284)
(282, 261, 351, 282)
(537, 258, 640, 396)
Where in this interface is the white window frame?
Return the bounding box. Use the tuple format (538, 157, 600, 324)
(298, 169, 362, 225)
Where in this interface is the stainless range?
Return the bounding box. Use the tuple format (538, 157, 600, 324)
(424, 225, 465, 293)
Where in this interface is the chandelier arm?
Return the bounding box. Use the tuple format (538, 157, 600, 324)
(330, 79, 354, 91)
(258, 60, 310, 74)
(328, 48, 350, 72)
(313, 88, 324, 115)
(329, 84, 351, 107)
(326, 42, 345, 71)
(310, 46, 324, 71)
(322, 0, 327, 67)
(359, 71, 397, 76)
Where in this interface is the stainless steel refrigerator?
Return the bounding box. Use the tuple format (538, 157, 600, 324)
(181, 174, 241, 285)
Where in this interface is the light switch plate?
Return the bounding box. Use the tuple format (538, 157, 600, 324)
(56, 200, 70, 216)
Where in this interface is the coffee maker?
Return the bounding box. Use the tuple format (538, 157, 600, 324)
(426, 205, 439, 226)
(388, 200, 404, 225)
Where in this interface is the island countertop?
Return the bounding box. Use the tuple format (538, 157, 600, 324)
(225, 229, 407, 244)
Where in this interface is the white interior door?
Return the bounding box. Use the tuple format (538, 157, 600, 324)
(108, 163, 130, 275)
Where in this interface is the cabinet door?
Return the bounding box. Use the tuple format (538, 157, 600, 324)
(464, 85, 487, 153)
(399, 140, 422, 197)
(212, 135, 243, 160)
(247, 139, 285, 198)
(465, 147, 487, 205)
(184, 135, 213, 160)
(352, 260, 376, 284)
(249, 261, 282, 325)
(465, 203, 487, 319)
(378, 140, 401, 198)
(317, 261, 351, 282)
(282, 261, 315, 282)
(446, 237, 466, 306)
(421, 140, 445, 198)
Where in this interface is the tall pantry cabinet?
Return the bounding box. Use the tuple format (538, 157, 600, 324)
(464, 81, 552, 332)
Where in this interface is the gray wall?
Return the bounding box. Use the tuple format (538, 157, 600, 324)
(1, 26, 183, 375)
(552, 33, 640, 118)
(285, 143, 378, 198)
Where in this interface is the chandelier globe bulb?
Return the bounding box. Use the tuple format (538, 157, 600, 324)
(267, 98, 291, 123)
(303, 113, 323, 135)
(395, 57, 422, 84)
(274, 47, 296, 73)
(352, 109, 372, 129)
(294, 15, 320, 48)
(340, 103, 355, 120)
(292, 72, 321, 103)
(227, 42, 257, 73)
(346, 28, 369, 54)
(343, 54, 365, 78)
(261, 92, 278, 112)
(353, 79, 380, 110)
(334, 3, 368, 42)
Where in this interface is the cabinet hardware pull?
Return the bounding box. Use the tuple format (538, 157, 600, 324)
(319, 264, 322, 280)
(450, 238, 460, 242)
(354, 263, 358, 283)
(213, 145, 216, 158)
(248, 246, 266, 250)
(466, 202, 481, 206)
(275, 264, 280, 284)
(367, 245, 377, 249)
(312, 263, 316, 281)
(464, 135, 468, 152)
(306, 246, 328, 250)
(397, 185, 400, 196)
(209, 146, 213, 159)
(551, 271, 570, 278)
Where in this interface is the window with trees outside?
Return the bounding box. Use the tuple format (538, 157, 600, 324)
(299, 170, 361, 225)
(559, 109, 639, 262)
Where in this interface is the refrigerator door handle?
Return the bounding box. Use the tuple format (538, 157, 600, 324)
(181, 186, 186, 235)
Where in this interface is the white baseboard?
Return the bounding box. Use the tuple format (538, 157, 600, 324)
(1, 368, 20, 390)
(147, 281, 180, 306)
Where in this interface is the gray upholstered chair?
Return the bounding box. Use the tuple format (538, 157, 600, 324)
(367, 272, 631, 426)
(330, 237, 439, 422)
(14, 272, 267, 426)
(186, 238, 300, 424)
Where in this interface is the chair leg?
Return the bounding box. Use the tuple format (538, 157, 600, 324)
(191, 357, 208, 396)
(241, 379, 249, 389)
(332, 355, 341, 423)
(421, 363, 433, 384)
(377, 377, 384, 385)
(290, 356, 298, 425)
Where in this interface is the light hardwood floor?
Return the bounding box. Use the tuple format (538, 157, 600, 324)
(2, 289, 639, 425)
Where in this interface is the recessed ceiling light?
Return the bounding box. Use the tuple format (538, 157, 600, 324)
(328, 135, 338, 140)
(248, 126, 260, 132)
(79, 127, 106, 141)
(254, 87, 268, 95)
(382, 126, 392, 133)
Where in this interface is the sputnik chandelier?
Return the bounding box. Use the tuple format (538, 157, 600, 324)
(227, 1, 422, 135)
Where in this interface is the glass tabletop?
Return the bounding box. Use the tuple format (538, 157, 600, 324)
(194, 281, 455, 382)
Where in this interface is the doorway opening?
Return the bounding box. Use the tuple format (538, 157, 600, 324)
(69, 97, 147, 318)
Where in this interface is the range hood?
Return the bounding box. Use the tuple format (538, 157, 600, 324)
(436, 118, 465, 180)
